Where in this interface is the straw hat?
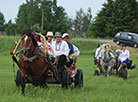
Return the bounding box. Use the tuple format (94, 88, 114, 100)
(62, 33, 69, 38)
(47, 31, 53, 37)
(106, 43, 111, 48)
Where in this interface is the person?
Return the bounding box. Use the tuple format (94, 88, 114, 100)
(94, 43, 102, 65)
(118, 45, 129, 63)
(106, 43, 115, 58)
(62, 33, 80, 67)
(62, 33, 74, 57)
(51, 32, 69, 58)
(72, 44, 80, 62)
(46, 31, 53, 55)
(112, 43, 123, 69)
(51, 32, 70, 79)
(114, 43, 123, 57)
(35, 35, 45, 52)
(117, 44, 135, 69)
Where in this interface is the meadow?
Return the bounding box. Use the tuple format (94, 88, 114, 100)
(0, 35, 138, 102)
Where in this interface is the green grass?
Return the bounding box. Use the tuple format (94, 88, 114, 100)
(0, 36, 138, 102)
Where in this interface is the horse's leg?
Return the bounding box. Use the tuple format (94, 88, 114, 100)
(20, 69, 26, 95)
(107, 66, 112, 76)
(102, 65, 106, 76)
(98, 65, 103, 74)
(104, 67, 107, 76)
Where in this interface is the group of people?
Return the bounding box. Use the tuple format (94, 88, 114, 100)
(36, 31, 80, 67)
(94, 42, 135, 70)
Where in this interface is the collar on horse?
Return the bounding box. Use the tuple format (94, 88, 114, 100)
(20, 47, 41, 62)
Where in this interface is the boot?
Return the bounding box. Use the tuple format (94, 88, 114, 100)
(128, 65, 136, 69)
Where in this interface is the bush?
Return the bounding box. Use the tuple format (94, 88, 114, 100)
(0, 35, 20, 53)
(71, 38, 99, 55)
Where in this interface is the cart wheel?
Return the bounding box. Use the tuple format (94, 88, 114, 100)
(75, 69, 83, 88)
(15, 69, 21, 86)
(62, 70, 71, 88)
(94, 70, 99, 76)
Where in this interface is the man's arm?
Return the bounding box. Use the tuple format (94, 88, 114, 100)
(73, 44, 80, 57)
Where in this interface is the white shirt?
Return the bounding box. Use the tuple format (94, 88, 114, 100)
(119, 49, 130, 62)
(95, 47, 101, 59)
(73, 44, 80, 57)
(116, 49, 122, 53)
(46, 41, 53, 55)
(51, 40, 69, 57)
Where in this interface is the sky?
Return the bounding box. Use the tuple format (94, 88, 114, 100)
(0, 0, 106, 23)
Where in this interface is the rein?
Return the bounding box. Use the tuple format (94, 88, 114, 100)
(20, 47, 40, 62)
(21, 40, 32, 53)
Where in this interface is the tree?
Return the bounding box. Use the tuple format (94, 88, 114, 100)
(72, 8, 92, 37)
(40, 0, 69, 33)
(31, 23, 41, 32)
(5, 20, 17, 36)
(0, 11, 5, 31)
(87, 0, 138, 38)
(16, 0, 69, 34)
(16, 0, 41, 33)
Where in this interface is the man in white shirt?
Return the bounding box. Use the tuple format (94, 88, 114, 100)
(118, 45, 130, 63)
(95, 44, 101, 60)
(118, 45, 135, 69)
(51, 32, 69, 57)
(51, 32, 70, 79)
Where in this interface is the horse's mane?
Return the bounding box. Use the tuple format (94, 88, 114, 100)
(23, 29, 38, 47)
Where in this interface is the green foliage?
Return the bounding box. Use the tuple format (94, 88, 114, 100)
(0, 35, 20, 53)
(87, 0, 138, 38)
(72, 8, 92, 37)
(16, 0, 41, 33)
(31, 23, 41, 32)
(16, 0, 69, 34)
(0, 11, 5, 31)
(5, 20, 17, 36)
(71, 38, 99, 55)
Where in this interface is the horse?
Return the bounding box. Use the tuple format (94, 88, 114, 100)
(18, 29, 51, 95)
(100, 44, 116, 76)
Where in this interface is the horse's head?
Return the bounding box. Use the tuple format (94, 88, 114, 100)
(101, 44, 111, 62)
(21, 29, 38, 56)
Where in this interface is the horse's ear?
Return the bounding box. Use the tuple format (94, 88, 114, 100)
(21, 29, 24, 34)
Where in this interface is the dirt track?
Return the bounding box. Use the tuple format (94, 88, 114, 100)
(98, 40, 113, 44)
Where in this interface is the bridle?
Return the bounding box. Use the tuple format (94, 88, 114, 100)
(21, 35, 32, 56)
(101, 46, 112, 63)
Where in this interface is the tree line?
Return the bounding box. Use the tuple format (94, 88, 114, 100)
(0, 0, 138, 38)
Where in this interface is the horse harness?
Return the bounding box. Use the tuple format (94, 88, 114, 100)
(20, 46, 41, 62)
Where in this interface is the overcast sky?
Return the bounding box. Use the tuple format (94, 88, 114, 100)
(0, 0, 106, 23)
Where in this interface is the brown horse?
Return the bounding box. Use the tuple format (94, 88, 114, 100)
(18, 29, 51, 95)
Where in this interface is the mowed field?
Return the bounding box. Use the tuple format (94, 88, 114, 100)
(0, 35, 138, 102)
